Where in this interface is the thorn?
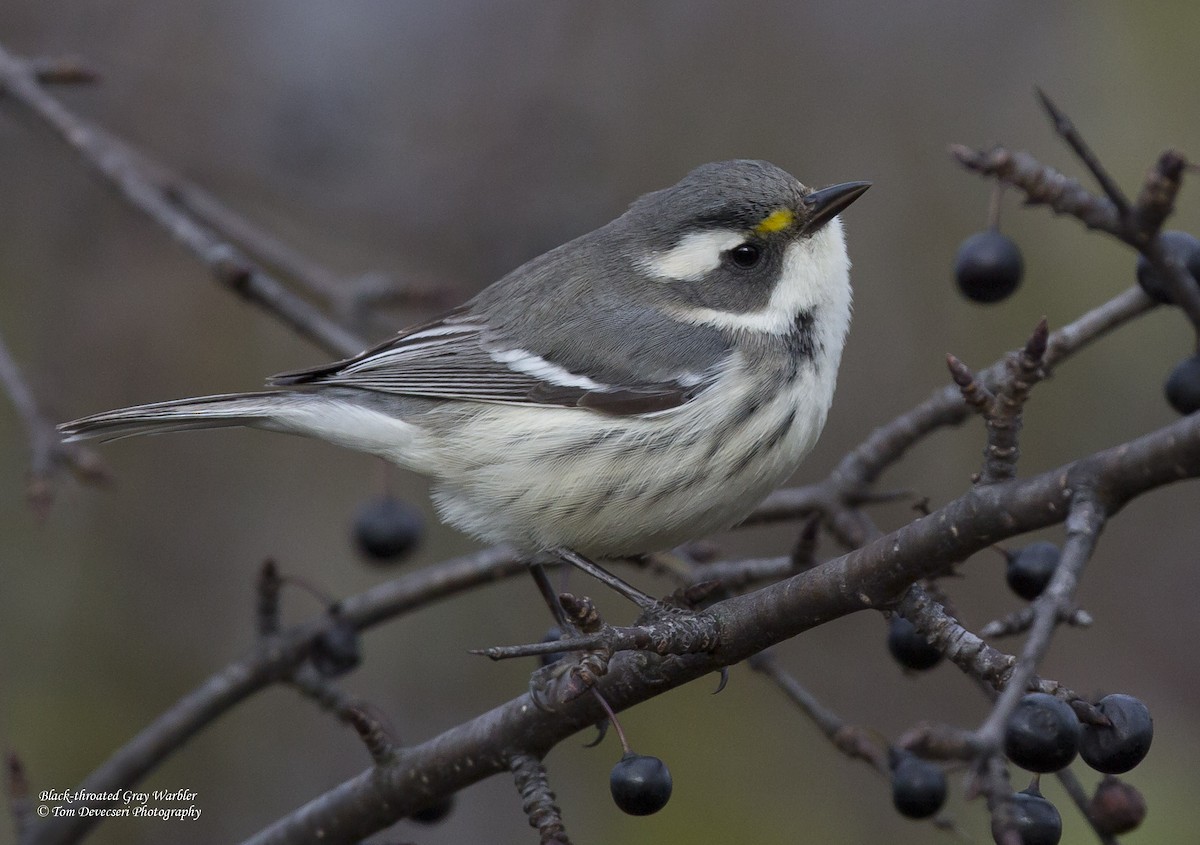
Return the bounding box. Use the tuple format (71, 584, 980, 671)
(946, 353, 974, 388)
(583, 719, 609, 748)
(947, 143, 976, 164)
(257, 558, 282, 637)
(1034, 86, 1069, 136)
(1035, 87, 1132, 216)
(1025, 318, 1050, 362)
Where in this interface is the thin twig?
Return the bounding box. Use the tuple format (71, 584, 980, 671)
(973, 497, 1106, 752)
(0, 328, 108, 513)
(23, 546, 522, 845)
(510, 754, 571, 845)
(167, 182, 451, 320)
(897, 587, 1014, 690)
(0, 42, 365, 358)
(977, 319, 1048, 484)
(343, 705, 400, 766)
(979, 605, 1092, 639)
(749, 651, 889, 775)
(1035, 88, 1133, 219)
(1056, 767, 1121, 845)
(287, 665, 365, 722)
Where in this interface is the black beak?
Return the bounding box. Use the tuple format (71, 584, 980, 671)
(802, 181, 871, 233)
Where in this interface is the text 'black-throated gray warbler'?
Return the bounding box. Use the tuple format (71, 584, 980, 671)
(60, 160, 868, 607)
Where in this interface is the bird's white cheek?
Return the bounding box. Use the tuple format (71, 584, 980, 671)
(638, 230, 745, 282)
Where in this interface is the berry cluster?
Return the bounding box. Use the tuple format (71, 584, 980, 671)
(1139, 232, 1200, 414)
(955, 214, 1200, 414)
(995, 692, 1152, 843)
(883, 530, 1153, 840)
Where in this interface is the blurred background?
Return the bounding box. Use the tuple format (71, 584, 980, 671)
(2, 3, 1198, 843)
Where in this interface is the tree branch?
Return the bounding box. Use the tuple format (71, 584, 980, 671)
(747, 287, 1152, 527)
(238, 413, 1199, 845)
(22, 547, 523, 845)
(0, 328, 107, 513)
(973, 497, 1106, 751)
(0, 42, 366, 358)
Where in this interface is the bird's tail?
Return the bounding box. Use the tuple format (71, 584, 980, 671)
(58, 392, 296, 442)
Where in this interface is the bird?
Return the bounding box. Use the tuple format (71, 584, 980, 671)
(59, 160, 868, 613)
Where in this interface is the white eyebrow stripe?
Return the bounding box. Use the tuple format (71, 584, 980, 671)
(639, 230, 746, 282)
(489, 348, 606, 389)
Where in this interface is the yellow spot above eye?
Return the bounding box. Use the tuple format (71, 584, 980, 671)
(754, 208, 795, 234)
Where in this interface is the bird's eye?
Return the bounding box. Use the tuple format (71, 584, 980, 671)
(727, 243, 762, 269)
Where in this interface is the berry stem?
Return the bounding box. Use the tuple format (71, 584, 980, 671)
(987, 181, 1005, 230)
(280, 574, 337, 609)
(591, 689, 632, 755)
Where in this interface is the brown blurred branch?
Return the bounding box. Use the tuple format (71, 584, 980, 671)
(21, 546, 523, 845)
(750, 651, 890, 775)
(0, 329, 107, 514)
(166, 182, 452, 324)
(0, 41, 366, 358)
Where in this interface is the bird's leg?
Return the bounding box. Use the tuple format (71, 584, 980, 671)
(553, 548, 660, 610)
(529, 561, 573, 629)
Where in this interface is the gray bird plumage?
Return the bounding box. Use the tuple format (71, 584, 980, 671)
(60, 160, 869, 557)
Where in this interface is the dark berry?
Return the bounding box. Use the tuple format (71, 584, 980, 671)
(955, 230, 1024, 303)
(887, 616, 943, 671)
(610, 752, 672, 816)
(1006, 542, 1060, 600)
(411, 795, 454, 825)
(891, 753, 947, 819)
(1088, 775, 1146, 835)
(993, 785, 1062, 845)
(1004, 693, 1081, 773)
(1079, 694, 1153, 774)
(1165, 354, 1200, 415)
(1136, 230, 1200, 304)
(540, 626, 568, 668)
(353, 495, 424, 562)
(311, 617, 361, 677)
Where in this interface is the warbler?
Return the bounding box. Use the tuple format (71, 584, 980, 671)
(60, 160, 867, 598)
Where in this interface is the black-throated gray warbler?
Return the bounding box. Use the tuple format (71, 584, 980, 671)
(60, 160, 868, 604)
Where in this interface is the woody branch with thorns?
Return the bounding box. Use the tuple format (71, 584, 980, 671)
(1, 42, 1194, 845)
